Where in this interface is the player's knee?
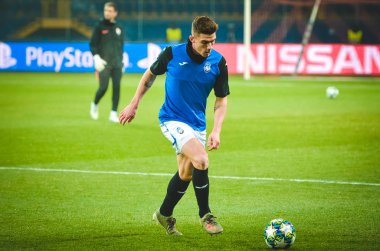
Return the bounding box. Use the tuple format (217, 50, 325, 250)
(178, 170, 192, 181)
(99, 85, 108, 92)
(97, 87, 108, 95)
(193, 153, 209, 170)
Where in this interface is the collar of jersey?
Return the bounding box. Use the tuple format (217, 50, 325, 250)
(186, 39, 207, 64)
(102, 19, 116, 26)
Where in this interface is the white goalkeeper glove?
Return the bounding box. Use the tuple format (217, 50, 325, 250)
(93, 54, 107, 72)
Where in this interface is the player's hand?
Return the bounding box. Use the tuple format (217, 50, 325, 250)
(119, 104, 137, 125)
(207, 131, 220, 151)
(93, 54, 107, 72)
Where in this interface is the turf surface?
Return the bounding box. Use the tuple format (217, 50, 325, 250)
(1, 73, 379, 250)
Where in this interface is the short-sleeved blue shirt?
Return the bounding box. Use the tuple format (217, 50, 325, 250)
(150, 40, 230, 131)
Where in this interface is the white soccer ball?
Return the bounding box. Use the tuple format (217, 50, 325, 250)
(264, 218, 296, 249)
(326, 86, 339, 99)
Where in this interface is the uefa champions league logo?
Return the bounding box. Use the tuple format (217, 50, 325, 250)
(0, 42, 17, 69)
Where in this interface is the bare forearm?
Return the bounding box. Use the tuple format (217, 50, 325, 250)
(130, 69, 156, 107)
(212, 97, 228, 134)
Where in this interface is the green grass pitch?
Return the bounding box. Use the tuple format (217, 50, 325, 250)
(1, 72, 379, 250)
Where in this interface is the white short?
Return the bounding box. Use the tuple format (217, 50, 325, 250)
(160, 121, 206, 154)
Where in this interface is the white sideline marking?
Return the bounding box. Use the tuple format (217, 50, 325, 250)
(0, 166, 379, 187)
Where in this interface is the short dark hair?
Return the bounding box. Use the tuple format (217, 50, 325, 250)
(105, 2, 117, 11)
(192, 16, 218, 35)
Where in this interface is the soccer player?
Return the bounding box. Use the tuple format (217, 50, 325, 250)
(119, 16, 230, 235)
(90, 2, 124, 123)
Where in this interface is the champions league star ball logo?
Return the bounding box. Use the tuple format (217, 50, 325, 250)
(204, 62, 211, 73)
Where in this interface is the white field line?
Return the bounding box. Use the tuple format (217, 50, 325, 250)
(0, 166, 379, 187)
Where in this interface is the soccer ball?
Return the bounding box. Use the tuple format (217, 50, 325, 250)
(326, 86, 339, 99)
(264, 218, 296, 249)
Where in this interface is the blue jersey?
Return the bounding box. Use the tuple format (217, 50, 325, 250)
(150, 41, 230, 131)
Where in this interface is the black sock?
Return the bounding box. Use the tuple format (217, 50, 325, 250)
(192, 168, 211, 218)
(159, 172, 190, 217)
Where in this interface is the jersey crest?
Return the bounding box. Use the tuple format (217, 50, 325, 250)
(204, 62, 211, 73)
(115, 27, 121, 36)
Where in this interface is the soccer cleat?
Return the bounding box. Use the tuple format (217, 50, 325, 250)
(200, 213, 223, 235)
(152, 209, 183, 236)
(109, 111, 119, 123)
(90, 102, 99, 120)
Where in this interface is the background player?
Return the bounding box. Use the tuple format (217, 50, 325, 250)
(90, 2, 124, 123)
